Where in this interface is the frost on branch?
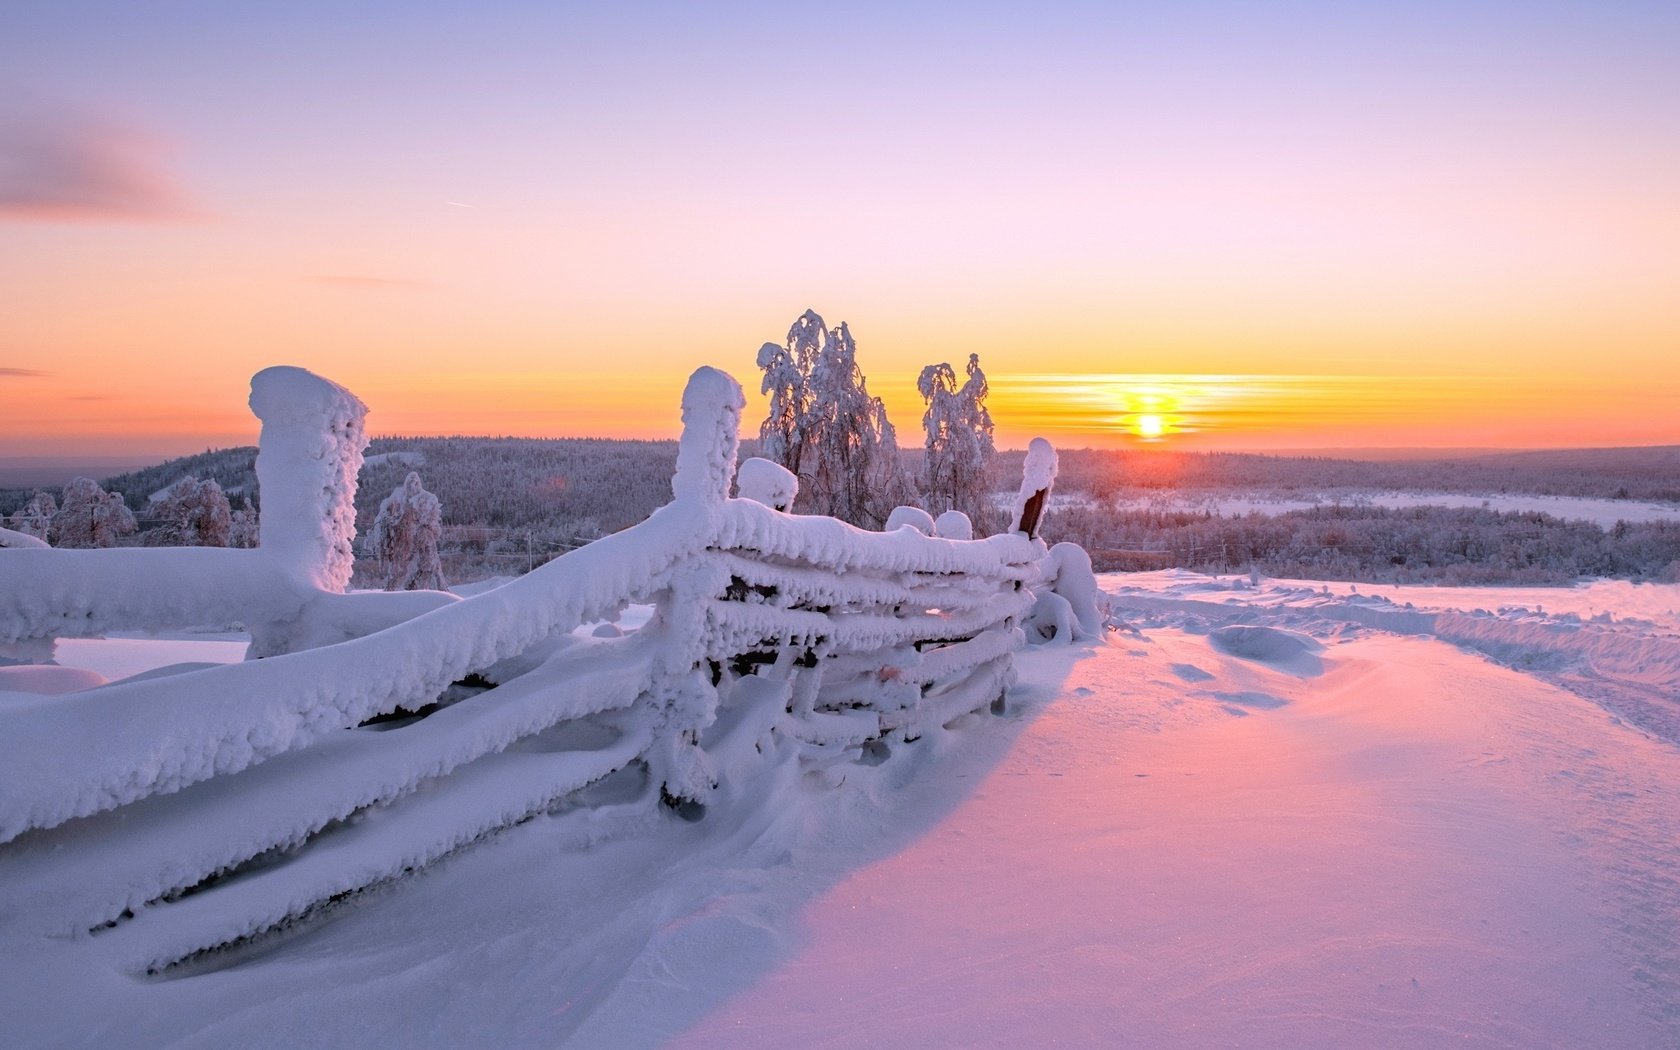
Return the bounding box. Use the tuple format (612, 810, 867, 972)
(51, 477, 136, 548)
(919, 353, 996, 531)
(249, 366, 369, 591)
(368, 472, 446, 591)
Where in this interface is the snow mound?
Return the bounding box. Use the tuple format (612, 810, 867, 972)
(886, 506, 935, 535)
(1208, 625, 1324, 675)
(736, 457, 797, 511)
(0, 527, 49, 550)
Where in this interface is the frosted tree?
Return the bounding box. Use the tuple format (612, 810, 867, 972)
(368, 471, 446, 591)
(229, 497, 260, 549)
(50, 477, 136, 548)
(755, 310, 824, 475)
(148, 476, 233, 546)
(9, 491, 57, 541)
(919, 352, 996, 530)
(754, 309, 913, 529)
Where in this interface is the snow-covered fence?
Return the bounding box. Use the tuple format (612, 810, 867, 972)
(0, 367, 459, 662)
(0, 364, 1062, 974)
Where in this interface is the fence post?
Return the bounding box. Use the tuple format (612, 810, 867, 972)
(248, 367, 369, 592)
(1011, 438, 1058, 539)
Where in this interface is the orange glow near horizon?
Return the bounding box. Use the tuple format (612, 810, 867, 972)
(3, 7, 1677, 463)
(5, 363, 1680, 462)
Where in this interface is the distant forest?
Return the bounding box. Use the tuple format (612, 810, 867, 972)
(5, 441, 1680, 586)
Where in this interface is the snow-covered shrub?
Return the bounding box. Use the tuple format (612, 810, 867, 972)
(50, 477, 136, 548)
(919, 353, 996, 531)
(229, 498, 260, 549)
(147, 476, 233, 547)
(736, 457, 797, 511)
(8, 491, 56, 541)
(368, 472, 446, 591)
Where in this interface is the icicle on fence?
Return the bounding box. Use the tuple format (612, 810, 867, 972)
(0, 364, 1086, 975)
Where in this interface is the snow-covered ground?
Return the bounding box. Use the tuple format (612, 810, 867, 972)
(5, 573, 1680, 1047)
(1115, 491, 1680, 528)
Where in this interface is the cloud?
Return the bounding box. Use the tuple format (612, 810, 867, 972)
(308, 275, 432, 290)
(0, 111, 196, 223)
(0, 368, 49, 377)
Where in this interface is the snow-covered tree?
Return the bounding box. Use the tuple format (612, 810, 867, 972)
(368, 471, 446, 591)
(755, 310, 824, 476)
(147, 476, 233, 547)
(50, 477, 136, 548)
(755, 310, 914, 529)
(229, 497, 260, 549)
(8, 491, 57, 541)
(919, 352, 996, 531)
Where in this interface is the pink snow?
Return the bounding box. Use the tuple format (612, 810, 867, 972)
(674, 623, 1678, 1049)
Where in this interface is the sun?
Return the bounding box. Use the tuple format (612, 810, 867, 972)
(1134, 413, 1166, 439)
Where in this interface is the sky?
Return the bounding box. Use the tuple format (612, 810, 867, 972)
(2, 1, 1677, 460)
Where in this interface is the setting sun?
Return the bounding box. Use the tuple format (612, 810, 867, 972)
(1132, 413, 1166, 440)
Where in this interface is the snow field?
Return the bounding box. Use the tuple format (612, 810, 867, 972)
(670, 576, 1680, 1049)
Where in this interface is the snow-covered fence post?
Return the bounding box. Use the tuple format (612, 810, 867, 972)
(672, 365, 746, 507)
(248, 366, 369, 592)
(1010, 437, 1058, 539)
(647, 366, 746, 813)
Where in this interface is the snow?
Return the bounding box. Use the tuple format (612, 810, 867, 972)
(885, 505, 935, 535)
(248, 365, 369, 592)
(7, 570, 1679, 1047)
(735, 456, 797, 511)
(674, 621, 1678, 1049)
(8, 358, 1678, 1046)
(0, 526, 49, 549)
(1009, 436, 1057, 535)
(932, 509, 972, 540)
